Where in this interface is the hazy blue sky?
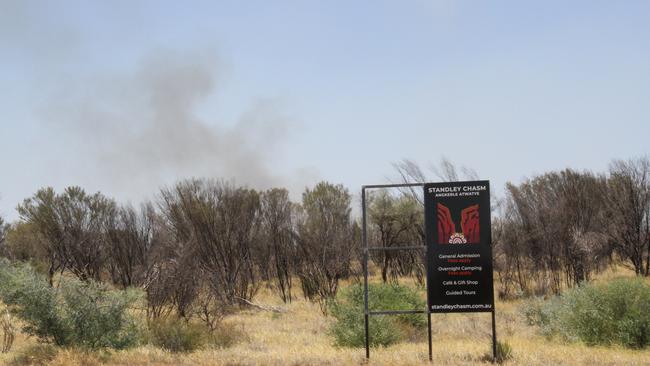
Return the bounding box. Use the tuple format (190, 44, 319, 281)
(1, 0, 649, 220)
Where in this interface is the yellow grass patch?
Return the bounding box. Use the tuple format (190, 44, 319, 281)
(1, 274, 650, 365)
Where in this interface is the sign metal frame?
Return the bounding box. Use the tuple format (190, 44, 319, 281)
(361, 182, 497, 362)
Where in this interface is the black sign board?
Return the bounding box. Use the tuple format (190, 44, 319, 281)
(424, 180, 494, 313)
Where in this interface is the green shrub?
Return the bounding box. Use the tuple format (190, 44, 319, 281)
(146, 317, 211, 353)
(522, 277, 650, 348)
(328, 283, 426, 347)
(0, 259, 143, 349)
(0, 260, 65, 344)
(521, 296, 563, 338)
(58, 280, 143, 349)
(146, 317, 248, 352)
(329, 302, 399, 348)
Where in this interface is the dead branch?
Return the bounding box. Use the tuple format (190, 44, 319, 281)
(234, 296, 287, 313)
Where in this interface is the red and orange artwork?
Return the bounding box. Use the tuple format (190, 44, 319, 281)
(436, 203, 480, 244)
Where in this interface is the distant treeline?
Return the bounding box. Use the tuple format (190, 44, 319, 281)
(0, 157, 648, 325)
(0, 180, 361, 323)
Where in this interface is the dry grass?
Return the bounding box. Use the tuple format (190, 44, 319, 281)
(2, 271, 650, 365)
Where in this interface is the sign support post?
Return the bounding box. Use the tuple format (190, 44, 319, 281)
(492, 308, 497, 361)
(362, 187, 370, 359)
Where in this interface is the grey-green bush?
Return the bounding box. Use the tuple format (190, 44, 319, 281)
(522, 277, 650, 348)
(329, 283, 426, 347)
(146, 317, 211, 353)
(0, 259, 142, 349)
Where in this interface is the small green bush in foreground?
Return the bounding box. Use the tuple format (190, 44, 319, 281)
(329, 283, 426, 347)
(146, 317, 248, 353)
(0, 259, 142, 349)
(147, 317, 211, 353)
(523, 277, 650, 348)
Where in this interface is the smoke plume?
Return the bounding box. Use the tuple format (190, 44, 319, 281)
(42, 49, 312, 203)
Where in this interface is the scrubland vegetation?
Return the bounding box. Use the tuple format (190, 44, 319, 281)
(1, 269, 650, 365)
(0, 157, 649, 365)
(523, 277, 650, 348)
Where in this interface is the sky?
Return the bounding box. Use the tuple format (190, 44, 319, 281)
(1, 0, 649, 221)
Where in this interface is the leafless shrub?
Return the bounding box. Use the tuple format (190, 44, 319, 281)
(159, 179, 262, 306)
(367, 190, 423, 284)
(106, 203, 159, 288)
(498, 169, 610, 295)
(603, 157, 650, 276)
(193, 278, 230, 331)
(142, 229, 201, 320)
(296, 182, 356, 312)
(259, 188, 297, 303)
